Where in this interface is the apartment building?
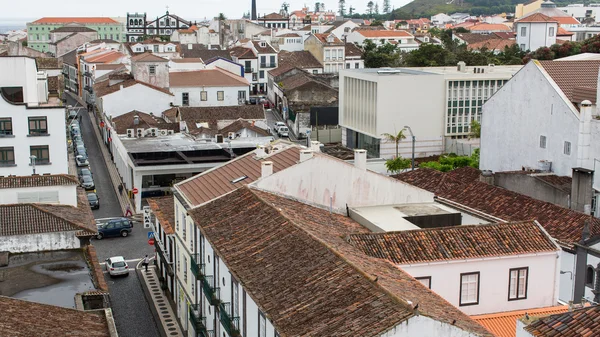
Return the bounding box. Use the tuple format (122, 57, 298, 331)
(304, 33, 345, 74)
(0, 56, 68, 176)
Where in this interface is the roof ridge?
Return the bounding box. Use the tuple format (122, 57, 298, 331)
(28, 203, 89, 232)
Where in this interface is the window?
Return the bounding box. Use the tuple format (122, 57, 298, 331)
(540, 135, 546, 148)
(325, 49, 330, 60)
(508, 267, 528, 300)
(564, 141, 571, 155)
(183, 256, 187, 282)
(28, 117, 48, 135)
(217, 91, 224, 101)
(521, 27, 527, 37)
(346, 63, 350, 69)
(1, 87, 24, 103)
(258, 311, 266, 337)
(332, 49, 337, 60)
(416, 276, 431, 289)
(549, 27, 555, 37)
(200, 91, 207, 101)
(312, 70, 318, 74)
(182, 214, 186, 240)
(182, 92, 189, 106)
(0, 118, 13, 135)
(30, 145, 50, 164)
(238, 90, 246, 100)
(153, 45, 159, 52)
(355, 62, 360, 69)
(259, 70, 265, 79)
(520, 44, 526, 50)
(149, 65, 156, 75)
(586, 266, 595, 287)
(459, 272, 480, 306)
(270, 55, 275, 66)
(0, 147, 15, 166)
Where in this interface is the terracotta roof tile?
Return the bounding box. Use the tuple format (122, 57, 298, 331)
(131, 52, 168, 62)
(218, 119, 270, 136)
(147, 196, 174, 234)
(535, 174, 572, 193)
(0, 296, 111, 336)
(229, 46, 256, 59)
(472, 305, 569, 337)
(356, 30, 413, 38)
(0, 174, 78, 188)
(188, 187, 493, 336)
(516, 13, 558, 23)
(111, 110, 179, 134)
(524, 305, 600, 336)
(169, 69, 249, 87)
(251, 40, 277, 54)
(468, 23, 512, 31)
(537, 60, 600, 104)
(394, 168, 600, 247)
(557, 27, 574, 36)
(468, 39, 516, 52)
(313, 33, 344, 44)
(261, 12, 287, 20)
(554, 16, 580, 25)
(94, 78, 173, 98)
(32, 17, 118, 24)
(345, 42, 363, 57)
(270, 51, 322, 76)
(176, 145, 300, 206)
(94, 63, 126, 71)
(35, 57, 61, 69)
(347, 221, 557, 265)
(180, 47, 232, 61)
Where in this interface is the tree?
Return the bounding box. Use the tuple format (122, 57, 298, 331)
(374, 2, 380, 14)
(367, 1, 374, 15)
(349, 6, 355, 15)
(382, 129, 407, 158)
(370, 20, 384, 26)
(385, 156, 411, 173)
(383, 0, 391, 13)
(361, 39, 401, 68)
(338, 0, 346, 16)
(315, 2, 321, 12)
(218, 13, 227, 21)
(395, 21, 407, 29)
(469, 120, 481, 139)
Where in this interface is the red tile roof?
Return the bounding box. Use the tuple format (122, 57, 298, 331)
(537, 60, 600, 104)
(270, 51, 322, 76)
(468, 39, 516, 52)
(345, 42, 363, 57)
(524, 305, 600, 336)
(394, 168, 600, 247)
(313, 33, 344, 44)
(218, 119, 270, 137)
(347, 221, 558, 265)
(94, 78, 173, 98)
(147, 196, 174, 235)
(169, 69, 249, 87)
(188, 187, 493, 336)
(251, 40, 277, 54)
(554, 16, 581, 25)
(32, 17, 118, 24)
(468, 23, 512, 31)
(472, 305, 569, 337)
(130, 52, 168, 62)
(557, 27, 574, 36)
(176, 145, 300, 206)
(0, 174, 78, 188)
(229, 46, 256, 59)
(0, 296, 111, 336)
(0, 202, 97, 236)
(261, 12, 287, 20)
(111, 110, 179, 134)
(516, 13, 558, 23)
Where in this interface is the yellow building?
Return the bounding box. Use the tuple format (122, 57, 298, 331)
(515, 0, 544, 19)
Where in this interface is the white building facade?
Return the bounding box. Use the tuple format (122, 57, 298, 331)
(515, 14, 559, 51)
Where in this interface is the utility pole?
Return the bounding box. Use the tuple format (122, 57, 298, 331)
(404, 126, 415, 170)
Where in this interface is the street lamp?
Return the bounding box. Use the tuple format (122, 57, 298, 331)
(29, 155, 37, 175)
(404, 126, 415, 171)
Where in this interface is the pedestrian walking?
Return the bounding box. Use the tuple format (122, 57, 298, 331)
(125, 205, 133, 217)
(118, 184, 123, 195)
(142, 255, 149, 272)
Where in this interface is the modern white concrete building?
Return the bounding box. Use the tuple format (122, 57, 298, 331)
(515, 13, 559, 51)
(339, 64, 522, 159)
(0, 56, 68, 176)
(558, 4, 600, 23)
(346, 29, 420, 52)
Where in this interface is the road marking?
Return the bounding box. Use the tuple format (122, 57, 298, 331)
(99, 258, 142, 266)
(136, 256, 156, 270)
(102, 270, 133, 274)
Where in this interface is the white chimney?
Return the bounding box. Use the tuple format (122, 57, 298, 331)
(255, 145, 266, 158)
(354, 149, 367, 171)
(188, 43, 193, 50)
(457, 61, 466, 72)
(133, 115, 140, 125)
(119, 84, 124, 90)
(299, 149, 313, 162)
(261, 161, 273, 178)
(577, 100, 593, 169)
(310, 141, 321, 152)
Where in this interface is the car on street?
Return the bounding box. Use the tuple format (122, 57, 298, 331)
(75, 145, 87, 156)
(70, 126, 81, 137)
(96, 218, 133, 239)
(105, 256, 129, 277)
(248, 97, 257, 104)
(67, 109, 78, 120)
(72, 139, 85, 150)
(274, 121, 285, 128)
(78, 168, 93, 180)
(87, 192, 100, 209)
(76, 155, 89, 167)
(80, 175, 95, 191)
(277, 126, 289, 137)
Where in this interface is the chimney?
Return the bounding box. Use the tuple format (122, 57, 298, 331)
(251, 0, 257, 20)
(299, 149, 313, 162)
(261, 161, 273, 178)
(354, 149, 367, 171)
(310, 141, 321, 152)
(255, 145, 266, 158)
(120, 84, 124, 90)
(133, 115, 140, 125)
(188, 43, 192, 50)
(457, 61, 466, 72)
(577, 100, 593, 169)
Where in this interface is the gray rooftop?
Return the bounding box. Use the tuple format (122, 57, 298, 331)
(119, 133, 274, 153)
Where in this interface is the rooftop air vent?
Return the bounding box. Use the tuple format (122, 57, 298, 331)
(231, 176, 248, 184)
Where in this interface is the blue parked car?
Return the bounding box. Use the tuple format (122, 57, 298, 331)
(96, 218, 133, 239)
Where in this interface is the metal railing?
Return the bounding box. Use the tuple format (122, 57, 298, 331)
(244, 67, 254, 73)
(189, 304, 206, 332)
(202, 275, 220, 306)
(191, 254, 203, 279)
(155, 239, 173, 264)
(219, 302, 241, 337)
(84, 86, 93, 93)
(260, 63, 275, 68)
(84, 71, 92, 77)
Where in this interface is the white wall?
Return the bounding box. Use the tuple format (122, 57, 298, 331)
(382, 315, 488, 337)
(253, 154, 434, 213)
(583, 251, 600, 302)
(401, 252, 560, 315)
(205, 60, 244, 78)
(171, 86, 248, 107)
(559, 250, 576, 302)
(0, 231, 80, 253)
(100, 84, 174, 118)
(480, 61, 579, 176)
(516, 22, 558, 51)
(0, 185, 77, 205)
(0, 57, 39, 105)
(168, 61, 206, 72)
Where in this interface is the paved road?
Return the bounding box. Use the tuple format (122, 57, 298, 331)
(65, 95, 160, 337)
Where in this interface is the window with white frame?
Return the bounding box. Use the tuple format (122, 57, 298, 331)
(182, 92, 189, 106)
(549, 27, 555, 37)
(189, 221, 193, 248)
(200, 91, 207, 101)
(520, 27, 527, 37)
(564, 141, 571, 155)
(259, 311, 266, 337)
(508, 267, 528, 300)
(540, 135, 547, 149)
(217, 91, 224, 101)
(325, 49, 330, 61)
(175, 204, 179, 231)
(460, 272, 480, 306)
(181, 212, 186, 240)
(332, 49, 337, 60)
(416, 276, 431, 289)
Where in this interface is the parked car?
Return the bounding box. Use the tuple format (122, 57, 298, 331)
(67, 109, 78, 120)
(274, 122, 285, 128)
(249, 97, 257, 105)
(72, 139, 85, 151)
(78, 168, 93, 181)
(80, 175, 95, 191)
(76, 155, 89, 167)
(105, 256, 129, 277)
(75, 145, 87, 158)
(87, 192, 100, 209)
(70, 125, 81, 136)
(277, 126, 289, 137)
(96, 218, 133, 239)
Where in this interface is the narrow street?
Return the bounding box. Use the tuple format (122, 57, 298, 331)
(65, 95, 160, 337)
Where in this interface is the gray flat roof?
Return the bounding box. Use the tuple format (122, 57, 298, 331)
(119, 133, 275, 153)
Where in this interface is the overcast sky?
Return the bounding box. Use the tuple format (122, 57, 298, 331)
(1, 0, 413, 23)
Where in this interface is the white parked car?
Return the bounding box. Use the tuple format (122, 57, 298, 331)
(274, 122, 285, 128)
(277, 126, 289, 138)
(105, 256, 129, 277)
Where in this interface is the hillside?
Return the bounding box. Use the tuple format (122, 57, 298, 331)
(397, 0, 582, 18)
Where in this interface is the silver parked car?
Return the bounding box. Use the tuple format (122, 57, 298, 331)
(105, 256, 129, 277)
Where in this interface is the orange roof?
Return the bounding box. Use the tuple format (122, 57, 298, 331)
(555, 16, 580, 25)
(516, 13, 558, 23)
(469, 23, 512, 32)
(178, 25, 199, 34)
(557, 27, 574, 36)
(84, 50, 126, 64)
(357, 30, 412, 38)
(169, 68, 249, 87)
(313, 33, 343, 44)
(32, 17, 118, 24)
(472, 306, 569, 337)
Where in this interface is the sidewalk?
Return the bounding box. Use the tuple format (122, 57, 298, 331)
(66, 92, 133, 216)
(136, 263, 183, 337)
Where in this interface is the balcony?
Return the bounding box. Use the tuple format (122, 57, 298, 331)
(84, 71, 92, 77)
(244, 67, 254, 73)
(219, 302, 241, 337)
(260, 63, 276, 68)
(189, 304, 209, 336)
(202, 276, 221, 306)
(190, 254, 203, 279)
(84, 86, 93, 93)
(155, 239, 173, 264)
